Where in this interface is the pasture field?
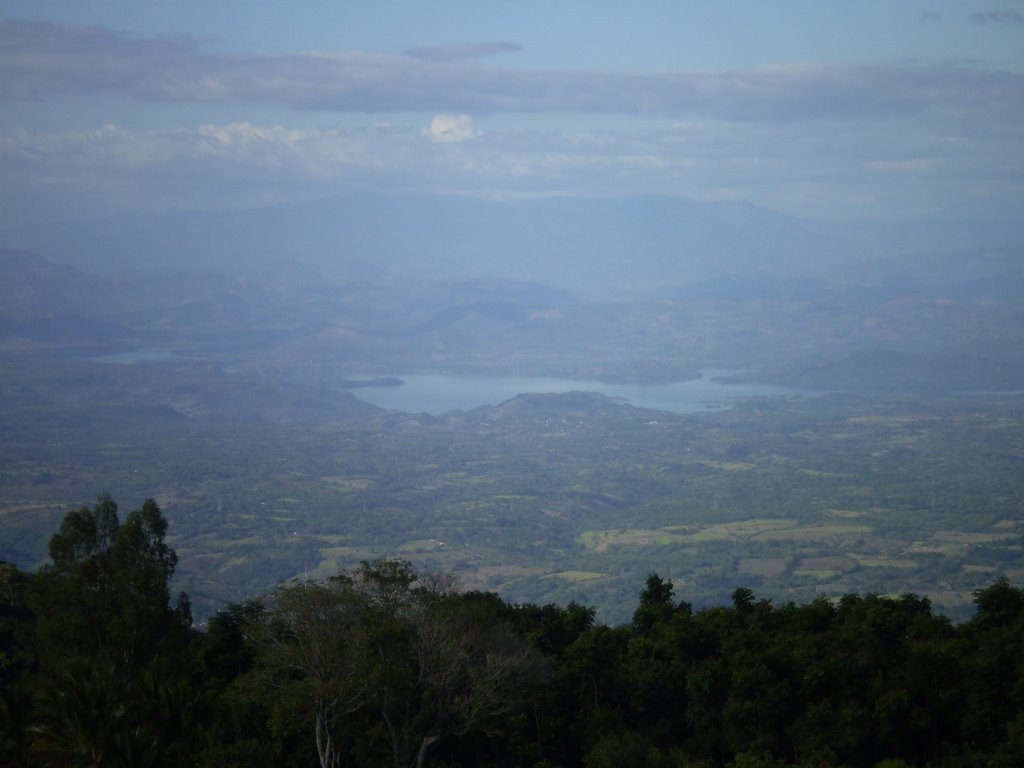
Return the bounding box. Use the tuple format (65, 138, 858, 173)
(3, 367, 1023, 623)
(551, 570, 605, 582)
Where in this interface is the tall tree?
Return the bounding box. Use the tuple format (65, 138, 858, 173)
(351, 563, 552, 768)
(402, 590, 548, 768)
(21, 497, 195, 766)
(632, 573, 676, 634)
(248, 561, 548, 768)
(28, 496, 188, 675)
(245, 578, 371, 768)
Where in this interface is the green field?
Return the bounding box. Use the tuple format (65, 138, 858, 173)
(2, 356, 1023, 623)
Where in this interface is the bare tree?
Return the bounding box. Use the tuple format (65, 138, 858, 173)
(247, 561, 549, 768)
(246, 578, 370, 768)
(370, 584, 549, 768)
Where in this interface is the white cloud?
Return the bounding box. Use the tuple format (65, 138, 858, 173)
(1, 111, 1022, 221)
(424, 114, 479, 143)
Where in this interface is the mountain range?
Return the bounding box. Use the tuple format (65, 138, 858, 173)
(6, 194, 1023, 298)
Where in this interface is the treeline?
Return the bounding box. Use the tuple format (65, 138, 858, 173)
(2, 498, 1023, 767)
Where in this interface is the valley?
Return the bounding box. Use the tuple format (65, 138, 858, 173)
(2, 240, 1022, 623)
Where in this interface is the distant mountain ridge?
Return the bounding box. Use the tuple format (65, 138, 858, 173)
(7, 194, 1022, 298)
(727, 346, 1024, 394)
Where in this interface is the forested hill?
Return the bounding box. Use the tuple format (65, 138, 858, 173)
(2, 498, 1023, 768)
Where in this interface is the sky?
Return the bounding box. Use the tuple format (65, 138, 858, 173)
(2, 1, 1023, 224)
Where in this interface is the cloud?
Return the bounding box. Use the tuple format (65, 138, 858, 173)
(971, 10, 1024, 25)
(2, 19, 1023, 127)
(405, 42, 521, 62)
(0, 18, 203, 99)
(0, 121, 400, 200)
(423, 114, 479, 143)
(8, 28, 1024, 232)
(920, 10, 942, 23)
(4, 108, 1021, 222)
(1, 19, 1023, 222)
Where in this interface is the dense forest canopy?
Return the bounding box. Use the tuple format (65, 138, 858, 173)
(2, 498, 1023, 767)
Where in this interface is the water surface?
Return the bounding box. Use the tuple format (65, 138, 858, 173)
(351, 370, 821, 415)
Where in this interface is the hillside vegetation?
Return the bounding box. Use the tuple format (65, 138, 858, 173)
(1, 249, 1023, 622)
(3, 499, 1023, 768)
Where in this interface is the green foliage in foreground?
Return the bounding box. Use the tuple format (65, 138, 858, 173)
(2, 498, 1024, 767)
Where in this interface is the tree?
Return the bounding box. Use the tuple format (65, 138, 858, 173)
(0, 682, 34, 768)
(0, 560, 34, 688)
(244, 560, 548, 768)
(962, 578, 1024, 752)
(28, 496, 188, 675)
(510, 600, 595, 656)
(972, 577, 1024, 628)
(583, 730, 660, 768)
(193, 600, 283, 768)
(28, 662, 154, 768)
(20, 497, 196, 766)
(401, 591, 549, 768)
(245, 578, 371, 768)
(632, 574, 675, 633)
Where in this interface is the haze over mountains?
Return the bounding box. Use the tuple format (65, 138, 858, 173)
(4, 189, 1024, 396)
(7, 193, 1024, 298)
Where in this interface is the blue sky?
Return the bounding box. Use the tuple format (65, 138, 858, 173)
(2, 1, 1023, 222)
